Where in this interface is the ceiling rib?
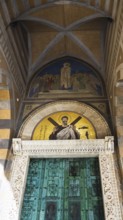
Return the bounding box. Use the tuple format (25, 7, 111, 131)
(30, 32, 64, 75)
(9, 1, 110, 22)
(14, 16, 65, 31)
(66, 32, 100, 68)
(66, 13, 107, 30)
(10, 12, 109, 33)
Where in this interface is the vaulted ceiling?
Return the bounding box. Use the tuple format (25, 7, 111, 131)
(0, 0, 118, 84)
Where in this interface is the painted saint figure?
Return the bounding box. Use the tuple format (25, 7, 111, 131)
(49, 116, 80, 140)
(61, 63, 71, 89)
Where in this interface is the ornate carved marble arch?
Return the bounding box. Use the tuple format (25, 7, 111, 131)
(18, 101, 111, 140)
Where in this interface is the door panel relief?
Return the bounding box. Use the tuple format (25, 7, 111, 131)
(21, 158, 104, 220)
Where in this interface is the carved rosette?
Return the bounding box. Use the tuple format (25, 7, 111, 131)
(99, 154, 122, 220)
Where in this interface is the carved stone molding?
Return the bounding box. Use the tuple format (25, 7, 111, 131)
(10, 137, 122, 220)
(99, 154, 122, 220)
(10, 155, 29, 218)
(12, 137, 114, 156)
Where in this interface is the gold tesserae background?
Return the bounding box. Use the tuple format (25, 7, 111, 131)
(32, 111, 96, 140)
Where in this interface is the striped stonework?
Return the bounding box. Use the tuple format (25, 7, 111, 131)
(0, 67, 11, 169)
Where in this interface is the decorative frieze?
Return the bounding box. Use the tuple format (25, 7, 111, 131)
(12, 137, 114, 157)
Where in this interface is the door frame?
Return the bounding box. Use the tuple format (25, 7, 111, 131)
(10, 137, 122, 220)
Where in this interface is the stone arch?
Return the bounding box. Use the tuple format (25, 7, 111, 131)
(18, 101, 111, 139)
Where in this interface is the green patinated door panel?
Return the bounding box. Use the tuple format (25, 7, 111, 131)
(21, 158, 104, 220)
